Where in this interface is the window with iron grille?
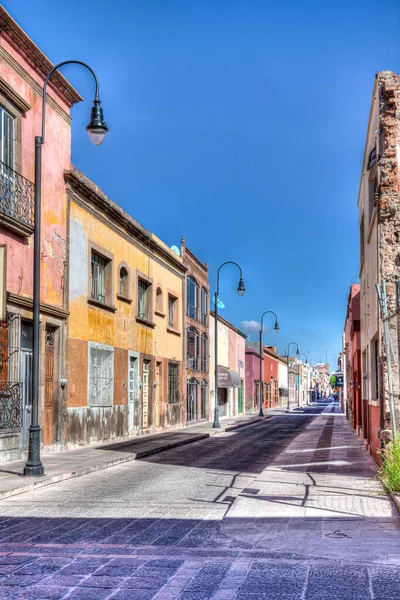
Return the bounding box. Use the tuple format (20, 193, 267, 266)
(91, 252, 108, 303)
(138, 279, 150, 320)
(88, 342, 114, 406)
(367, 147, 376, 170)
(187, 326, 199, 370)
(201, 333, 208, 371)
(201, 287, 208, 325)
(168, 361, 179, 403)
(187, 276, 198, 320)
(0, 107, 14, 169)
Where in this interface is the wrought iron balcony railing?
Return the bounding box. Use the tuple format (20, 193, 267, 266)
(0, 381, 22, 434)
(0, 161, 34, 235)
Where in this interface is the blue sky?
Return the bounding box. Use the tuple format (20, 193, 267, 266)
(6, 0, 400, 367)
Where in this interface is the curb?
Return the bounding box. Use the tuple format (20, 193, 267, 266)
(389, 490, 400, 515)
(0, 416, 270, 502)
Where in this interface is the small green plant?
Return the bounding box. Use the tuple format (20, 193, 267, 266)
(379, 434, 400, 493)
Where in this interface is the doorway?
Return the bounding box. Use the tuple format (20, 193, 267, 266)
(187, 379, 198, 422)
(20, 320, 32, 450)
(142, 360, 150, 429)
(128, 352, 138, 431)
(238, 381, 243, 414)
(155, 361, 162, 427)
(44, 327, 55, 446)
(218, 387, 227, 417)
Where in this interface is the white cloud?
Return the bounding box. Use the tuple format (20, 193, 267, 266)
(240, 320, 261, 333)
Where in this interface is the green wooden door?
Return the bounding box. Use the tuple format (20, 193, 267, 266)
(238, 382, 243, 414)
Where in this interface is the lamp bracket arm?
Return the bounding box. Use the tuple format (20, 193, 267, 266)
(41, 60, 100, 143)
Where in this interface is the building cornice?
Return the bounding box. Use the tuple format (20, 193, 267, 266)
(0, 46, 72, 125)
(0, 7, 82, 106)
(184, 246, 208, 273)
(65, 168, 187, 275)
(7, 292, 69, 319)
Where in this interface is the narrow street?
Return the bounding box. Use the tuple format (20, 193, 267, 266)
(0, 403, 399, 599)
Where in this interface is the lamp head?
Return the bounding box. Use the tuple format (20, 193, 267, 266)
(237, 277, 245, 297)
(86, 99, 108, 146)
(274, 320, 279, 333)
(296, 348, 300, 356)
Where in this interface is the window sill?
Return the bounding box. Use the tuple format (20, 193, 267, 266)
(117, 294, 133, 304)
(136, 316, 156, 328)
(87, 298, 117, 313)
(167, 326, 181, 336)
(155, 310, 166, 318)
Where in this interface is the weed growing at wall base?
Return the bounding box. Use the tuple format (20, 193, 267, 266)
(379, 434, 400, 493)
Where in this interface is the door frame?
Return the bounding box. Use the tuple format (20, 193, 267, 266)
(128, 350, 140, 432)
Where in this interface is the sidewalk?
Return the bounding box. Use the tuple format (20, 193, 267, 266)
(223, 402, 400, 565)
(0, 411, 272, 501)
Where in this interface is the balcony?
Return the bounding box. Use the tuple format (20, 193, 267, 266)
(0, 161, 34, 236)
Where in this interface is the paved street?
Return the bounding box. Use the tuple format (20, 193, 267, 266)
(0, 403, 399, 599)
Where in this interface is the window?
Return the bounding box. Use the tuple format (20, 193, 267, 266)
(362, 349, 368, 400)
(91, 251, 109, 303)
(187, 326, 199, 370)
(168, 361, 180, 403)
(187, 276, 198, 320)
(371, 339, 379, 401)
(118, 266, 129, 297)
(138, 279, 150, 320)
(201, 287, 208, 325)
(168, 294, 178, 328)
(88, 343, 114, 406)
(155, 287, 163, 313)
(368, 176, 378, 223)
(360, 215, 365, 264)
(0, 107, 14, 169)
(201, 333, 208, 371)
(201, 381, 208, 419)
(367, 147, 376, 170)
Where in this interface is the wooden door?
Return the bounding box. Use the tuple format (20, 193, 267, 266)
(238, 382, 243, 414)
(44, 328, 55, 446)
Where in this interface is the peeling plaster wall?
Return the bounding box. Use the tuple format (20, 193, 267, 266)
(0, 35, 71, 307)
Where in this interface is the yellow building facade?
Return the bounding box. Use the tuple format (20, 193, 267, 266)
(64, 167, 186, 446)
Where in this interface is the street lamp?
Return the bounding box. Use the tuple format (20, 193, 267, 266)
(286, 342, 299, 412)
(298, 353, 308, 408)
(258, 311, 279, 417)
(213, 262, 245, 428)
(24, 61, 108, 477)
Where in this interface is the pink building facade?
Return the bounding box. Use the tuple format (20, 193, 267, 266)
(0, 7, 80, 460)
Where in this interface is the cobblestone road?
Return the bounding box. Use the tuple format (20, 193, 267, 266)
(0, 404, 399, 599)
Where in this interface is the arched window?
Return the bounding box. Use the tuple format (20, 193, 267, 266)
(187, 276, 198, 320)
(187, 326, 199, 370)
(201, 333, 208, 371)
(201, 287, 208, 325)
(156, 286, 163, 313)
(119, 266, 129, 297)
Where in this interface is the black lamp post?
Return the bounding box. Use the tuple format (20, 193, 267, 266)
(258, 311, 279, 417)
(286, 342, 299, 412)
(213, 262, 245, 429)
(23, 61, 108, 477)
(298, 353, 308, 408)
